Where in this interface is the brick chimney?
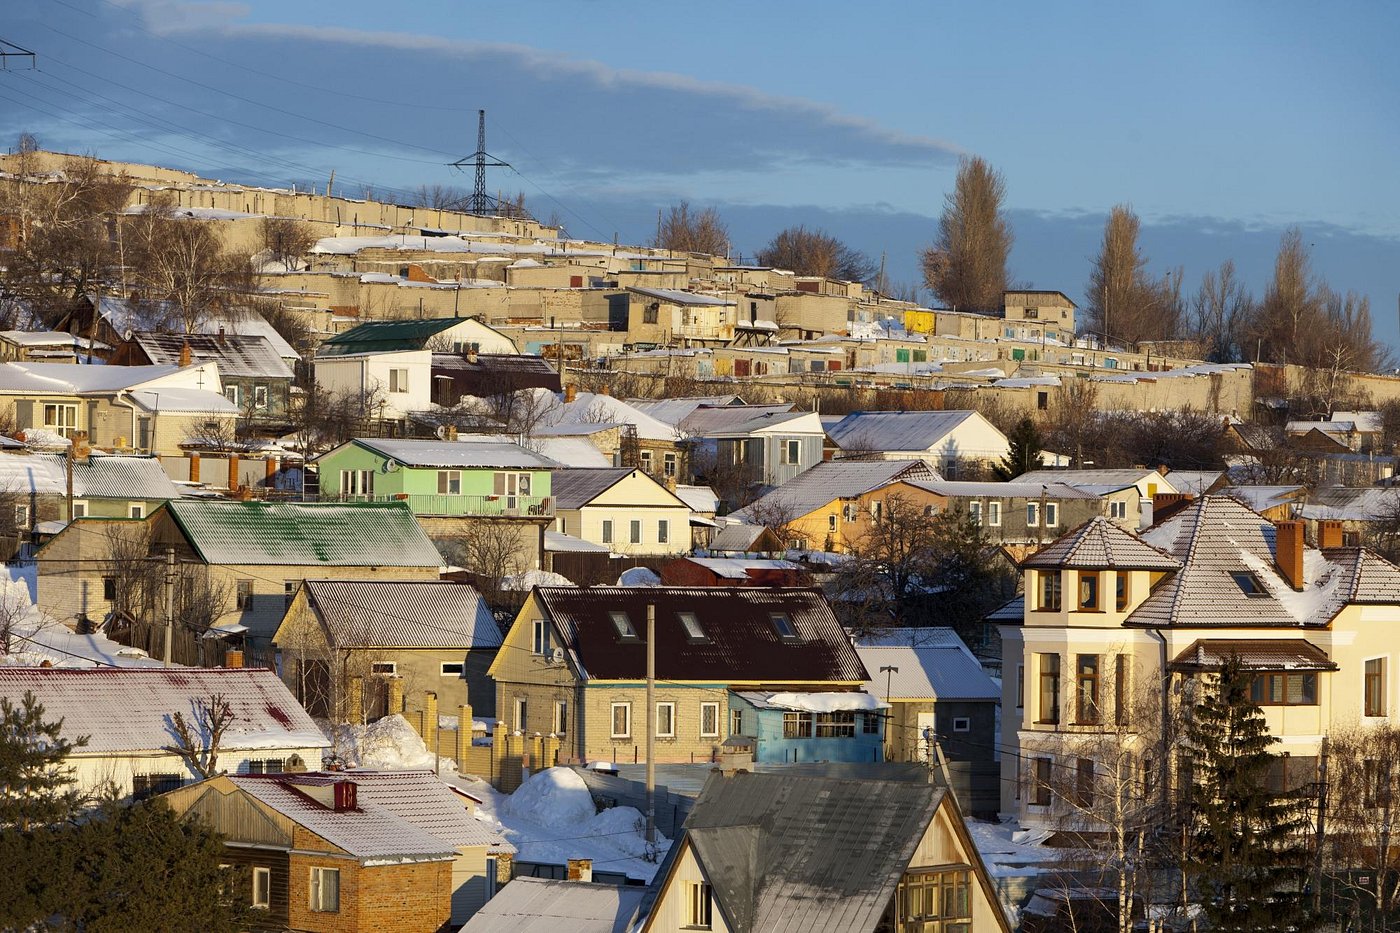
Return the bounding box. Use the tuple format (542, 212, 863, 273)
(567, 858, 593, 883)
(227, 453, 240, 492)
(466, 344, 478, 365)
(1275, 520, 1305, 591)
(332, 780, 358, 812)
(216, 326, 226, 347)
(1318, 519, 1344, 550)
(224, 649, 244, 668)
(178, 340, 192, 368)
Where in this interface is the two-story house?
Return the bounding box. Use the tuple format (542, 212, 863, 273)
(625, 286, 736, 348)
(1017, 467, 1180, 530)
(685, 407, 826, 497)
(110, 331, 295, 419)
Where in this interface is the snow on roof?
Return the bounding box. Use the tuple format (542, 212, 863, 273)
(855, 642, 999, 701)
(675, 484, 719, 514)
(625, 395, 745, 427)
(683, 557, 802, 579)
(1299, 486, 1400, 522)
(201, 313, 300, 361)
(733, 691, 886, 712)
(1018, 468, 1177, 492)
(903, 479, 1101, 500)
(129, 386, 240, 414)
(300, 580, 503, 649)
(347, 437, 559, 470)
(0, 668, 325, 753)
(131, 332, 293, 379)
(0, 330, 108, 350)
(544, 530, 610, 553)
(461, 876, 645, 932)
(324, 770, 513, 852)
(627, 286, 734, 307)
(0, 362, 188, 394)
(541, 392, 676, 441)
(1332, 410, 1383, 433)
(1022, 517, 1181, 571)
(826, 410, 986, 452)
(732, 459, 938, 523)
(0, 453, 179, 499)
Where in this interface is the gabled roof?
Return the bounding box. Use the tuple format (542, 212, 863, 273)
(1299, 486, 1400, 522)
(677, 404, 800, 436)
(0, 362, 187, 395)
(337, 437, 559, 470)
(1021, 517, 1181, 571)
(542, 392, 676, 441)
(317, 771, 512, 851)
(0, 668, 324, 753)
(462, 876, 644, 932)
(530, 586, 867, 683)
(855, 629, 999, 701)
(903, 479, 1101, 500)
(163, 500, 443, 567)
(550, 467, 684, 511)
(1224, 485, 1305, 513)
(826, 410, 991, 453)
(708, 523, 784, 553)
(319, 317, 493, 355)
(1018, 468, 1177, 492)
(626, 395, 745, 427)
(1325, 547, 1400, 604)
(295, 580, 502, 649)
(682, 771, 956, 933)
(128, 332, 293, 379)
(627, 286, 734, 307)
(732, 459, 937, 522)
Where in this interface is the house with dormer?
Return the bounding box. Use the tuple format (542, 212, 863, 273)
(998, 498, 1400, 828)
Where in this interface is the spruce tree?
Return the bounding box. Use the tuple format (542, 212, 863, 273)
(1183, 656, 1320, 932)
(993, 417, 1044, 480)
(0, 691, 86, 830)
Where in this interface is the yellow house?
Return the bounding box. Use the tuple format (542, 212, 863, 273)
(642, 769, 1011, 933)
(999, 498, 1400, 827)
(550, 467, 692, 556)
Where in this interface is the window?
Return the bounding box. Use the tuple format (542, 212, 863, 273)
(247, 758, 285, 774)
(1115, 655, 1130, 726)
(284, 581, 297, 609)
(492, 471, 532, 505)
(1038, 654, 1060, 724)
(655, 702, 675, 737)
(371, 661, 396, 675)
(1115, 572, 1129, 611)
(532, 619, 550, 655)
(1231, 571, 1267, 597)
(685, 881, 713, 929)
(700, 701, 720, 737)
(730, 708, 743, 735)
(952, 717, 970, 732)
(663, 452, 677, 477)
(1075, 758, 1095, 807)
(129, 503, 145, 519)
(224, 384, 240, 406)
(1026, 502, 1040, 527)
(253, 384, 269, 409)
(1366, 658, 1386, 717)
(441, 662, 464, 677)
(864, 712, 881, 734)
(554, 700, 568, 735)
(514, 698, 528, 732)
(815, 711, 856, 738)
(1037, 390, 1049, 411)
(611, 702, 631, 738)
(1039, 572, 1062, 611)
(340, 469, 374, 496)
(71, 501, 88, 519)
(678, 612, 705, 641)
(629, 520, 641, 544)
(968, 501, 981, 525)
(769, 613, 796, 639)
(1031, 758, 1052, 806)
(1079, 572, 1099, 610)
(640, 450, 653, 472)
(783, 711, 813, 738)
(1045, 503, 1058, 527)
(102, 576, 116, 601)
(1109, 500, 1128, 520)
(1250, 672, 1319, 706)
(251, 866, 270, 909)
(987, 501, 1001, 526)
(609, 611, 637, 639)
(658, 519, 670, 544)
(388, 368, 409, 393)
(643, 302, 659, 324)
(437, 470, 462, 495)
(236, 579, 253, 611)
(13, 504, 28, 528)
(602, 520, 614, 543)
(42, 402, 79, 437)
(132, 772, 183, 800)
(1365, 759, 1393, 809)
(828, 513, 837, 531)
(1076, 655, 1100, 724)
(783, 439, 801, 466)
(309, 866, 340, 913)
(1016, 664, 1025, 708)
(896, 869, 970, 933)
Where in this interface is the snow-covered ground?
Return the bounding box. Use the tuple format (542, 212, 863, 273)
(0, 563, 165, 668)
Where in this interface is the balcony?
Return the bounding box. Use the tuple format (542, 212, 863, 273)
(320, 493, 553, 518)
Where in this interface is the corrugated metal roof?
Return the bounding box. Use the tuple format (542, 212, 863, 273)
(827, 409, 980, 453)
(626, 395, 745, 427)
(678, 405, 800, 436)
(708, 523, 775, 553)
(732, 459, 937, 522)
(1021, 517, 1181, 571)
(301, 580, 502, 648)
(535, 586, 867, 683)
(542, 392, 676, 441)
(131, 332, 293, 379)
(460, 876, 644, 932)
(0, 362, 182, 394)
(130, 386, 240, 414)
(1019, 468, 1176, 491)
(627, 286, 734, 306)
(1300, 486, 1400, 522)
(0, 668, 325, 753)
(544, 530, 610, 553)
(1168, 638, 1336, 672)
(856, 643, 1000, 701)
(550, 467, 651, 510)
(320, 317, 462, 354)
(685, 771, 944, 933)
(0, 452, 179, 499)
(1224, 485, 1305, 513)
(165, 500, 443, 567)
(904, 479, 1101, 500)
(348, 437, 559, 469)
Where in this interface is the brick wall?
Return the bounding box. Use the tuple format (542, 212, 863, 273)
(285, 853, 452, 933)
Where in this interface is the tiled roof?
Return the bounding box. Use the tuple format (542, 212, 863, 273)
(165, 500, 443, 567)
(1168, 638, 1336, 672)
(130, 332, 293, 379)
(1021, 517, 1181, 571)
(300, 580, 502, 649)
(1325, 547, 1400, 605)
(460, 876, 644, 932)
(346, 437, 559, 469)
(0, 668, 325, 753)
(534, 586, 867, 683)
(330, 771, 512, 851)
(826, 410, 980, 452)
(983, 594, 1025, 623)
(732, 459, 937, 522)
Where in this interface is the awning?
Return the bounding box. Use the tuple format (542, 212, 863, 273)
(1168, 638, 1336, 673)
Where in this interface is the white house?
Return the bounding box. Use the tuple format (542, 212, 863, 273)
(313, 349, 432, 420)
(826, 410, 1010, 479)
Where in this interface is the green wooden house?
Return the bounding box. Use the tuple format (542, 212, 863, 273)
(314, 437, 557, 517)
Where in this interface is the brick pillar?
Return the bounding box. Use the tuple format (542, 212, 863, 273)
(494, 853, 513, 885)
(188, 453, 200, 483)
(224, 649, 243, 668)
(264, 457, 278, 484)
(490, 722, 506, 787)
(423, 691, 438, 756)
(347, 676, 364, 725)
(503, 732, 525, 793)
(227, 454, 240, 491)
(388, 677, 404, 715)
(543, 733, 561, 770)
(456, 704, 472, 764)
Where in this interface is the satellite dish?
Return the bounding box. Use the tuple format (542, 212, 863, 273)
(382, 459, 399, 473)
(435, 424, 451, 440)
(550, 647, 566, 665)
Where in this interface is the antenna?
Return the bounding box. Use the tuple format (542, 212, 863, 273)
(448, 110, 517, 218)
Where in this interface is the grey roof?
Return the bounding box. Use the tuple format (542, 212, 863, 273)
(130, 332, 293, 379)
(1166, 470, 1227, 495)
(677, 404, 800, 436)
(732, 459, 937, 522)
(708, 523, 776, 552)
(0, 668, 324, 753)
(550, 467, 680, 510)
(164, 500, 443, 567)
(329, 771, 512, 851)
(544, 530, 610, 553)
(1018, 468, 1172, 490)
(826, 410, 983, 452)
(0, 362, 184, 394)
(1300, 486, 1400, 522)
(627, 286, 734, 306)
(1224, 485, 1305, 513)
(342, 437, 559, 469)
(298, 580, 502, 649)
(904, 479, 1101, 500)
(683, 771, 947, 933)
(626, 395, 745, 426)
(0, 453, 179, 499)
(461, 876, 644, 933)
(856, 642, 1000, 701)
(1021, 517, 1181, 571)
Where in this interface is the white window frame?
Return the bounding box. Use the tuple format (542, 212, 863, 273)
(987, 501, 1001, 527)
(437, 470, 462, 495)
(309, 866, 339, 913)
(968, 501, 981, 525)
(731, 708, 743, 735)
(514, 697, 528, 732)
(1110, 500, 1127, 519)
(611, 702, 632, 738)
(1045, 502, 1059, 527)
(13, 504, 28, 528)
(640, 450, 653, 472)
(602, 519, 613, 544)
(532, 619, 550, 655)
(953, 717, 971, 732)
(784, 439, 801, 465)
(629, 519, 642, 544)
(253, 384, 269, 409)
(71, 500, 88, 519)
(251, 866, 270, 909)
(42, 402, 78, 437)
(1027, 502, 1041, 527)
(388, 367, 409, 393)
(685, 881, 713, 929)
(340, 470, 374, 496)
(129, 503, 145, 519)
(1365, 655, 1388, 718)
(440, 662, 464, 677)
(223, 385, 240, 406)
(554, 700, 568, 735)
(700, 701, 720, 738)
(656, 701, 676, 738)
(663, 452, 677, 477)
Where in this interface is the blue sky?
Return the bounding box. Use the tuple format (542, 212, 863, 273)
(4, 0, 1398, 346)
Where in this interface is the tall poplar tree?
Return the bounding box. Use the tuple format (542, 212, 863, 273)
(921, 156, 1013, 313)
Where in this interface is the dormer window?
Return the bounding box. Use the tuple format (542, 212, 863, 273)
(678, 611, 706, 641)
(770, 613, 797, 640)
(1230, 572, 1267, 597)
(610, 611, 638, 639)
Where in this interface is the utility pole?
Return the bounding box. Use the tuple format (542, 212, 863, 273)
(0, 39, 37, 70)
(163, 547, 176, 667)
(644, 603, 656, 845)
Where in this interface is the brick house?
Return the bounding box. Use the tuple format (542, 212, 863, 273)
(488, 586, 870, 765)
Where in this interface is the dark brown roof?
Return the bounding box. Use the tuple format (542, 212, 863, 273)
(1168, 638, 1336, 672)
(533, 586, 867, 683)
(1021, 517, 1181, 571)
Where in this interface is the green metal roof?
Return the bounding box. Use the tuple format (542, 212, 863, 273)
(163, 500, 443, 567)
(318, 317, 465, 356)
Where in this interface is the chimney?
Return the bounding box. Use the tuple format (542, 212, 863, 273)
(70, 431, 91, 464)
(466, 344, 478, 364)
(1156, 463, 1169, 476)
(178, 340, 192, 368)
(264, 457, 278, 483)
(188, 452, 201, 483)
(333, 780, 358, 812)
(564, 384, 577, 404)
(216, 327, 226, 347)
(1319, 519, 1344, 550)
(567, 858, 593, 883)
(599, 384, 610, 397)
(227, 454, 240, 492)
(1275, 520, 1305, 591)
(224, 649, 244, 668)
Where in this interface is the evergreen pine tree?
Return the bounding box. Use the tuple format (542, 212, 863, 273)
(993, 417, 1044, 480)
(1183, 656, 1321, 932)
(0, 691, 86, 830)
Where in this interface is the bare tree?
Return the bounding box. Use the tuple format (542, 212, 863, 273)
(755, 225, 876, 283)
(128, 195, 255, 334)
(1085, 205, 1183, 345)
(163, 693, 237, 779)
(653, 202, 729, 256)
(1191, 260, 1254, 363)
(435, 523, 527, 608)
(104, 524, 162, 623)
(921, 156, 1013, 312)
(413, 183, 468, 209)
(1324, 724, 1400, 926)
(258, 217, 316, 272)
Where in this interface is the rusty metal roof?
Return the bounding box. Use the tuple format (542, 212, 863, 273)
(300, 580, 502, 649)
(534, 586, 867, 683)
(1021, 516, 1181, 571)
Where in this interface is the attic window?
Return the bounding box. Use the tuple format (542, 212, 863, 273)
(769, 613, 797, 640)
(678, 612, 706, 641)
(610, 611, 638, 639)
(1230, 572, 1268, 597)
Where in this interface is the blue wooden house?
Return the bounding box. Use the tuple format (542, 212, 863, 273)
(729, 690, 885, 764)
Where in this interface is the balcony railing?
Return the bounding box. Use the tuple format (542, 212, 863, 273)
(320, 493, 553, 517)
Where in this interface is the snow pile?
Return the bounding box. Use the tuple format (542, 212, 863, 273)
(617, 566, 660, 587)
(766, 691, 886, 712)
(966, 819, 1060, 879)
(19, 428, 69, 449)
(503, 767, 597, 825)
(336, 715, 439, 770)
(585, 805, 658, 858)
(501, 569, 574, 591)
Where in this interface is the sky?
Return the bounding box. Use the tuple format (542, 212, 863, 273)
(3, 0, 1398, 347)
